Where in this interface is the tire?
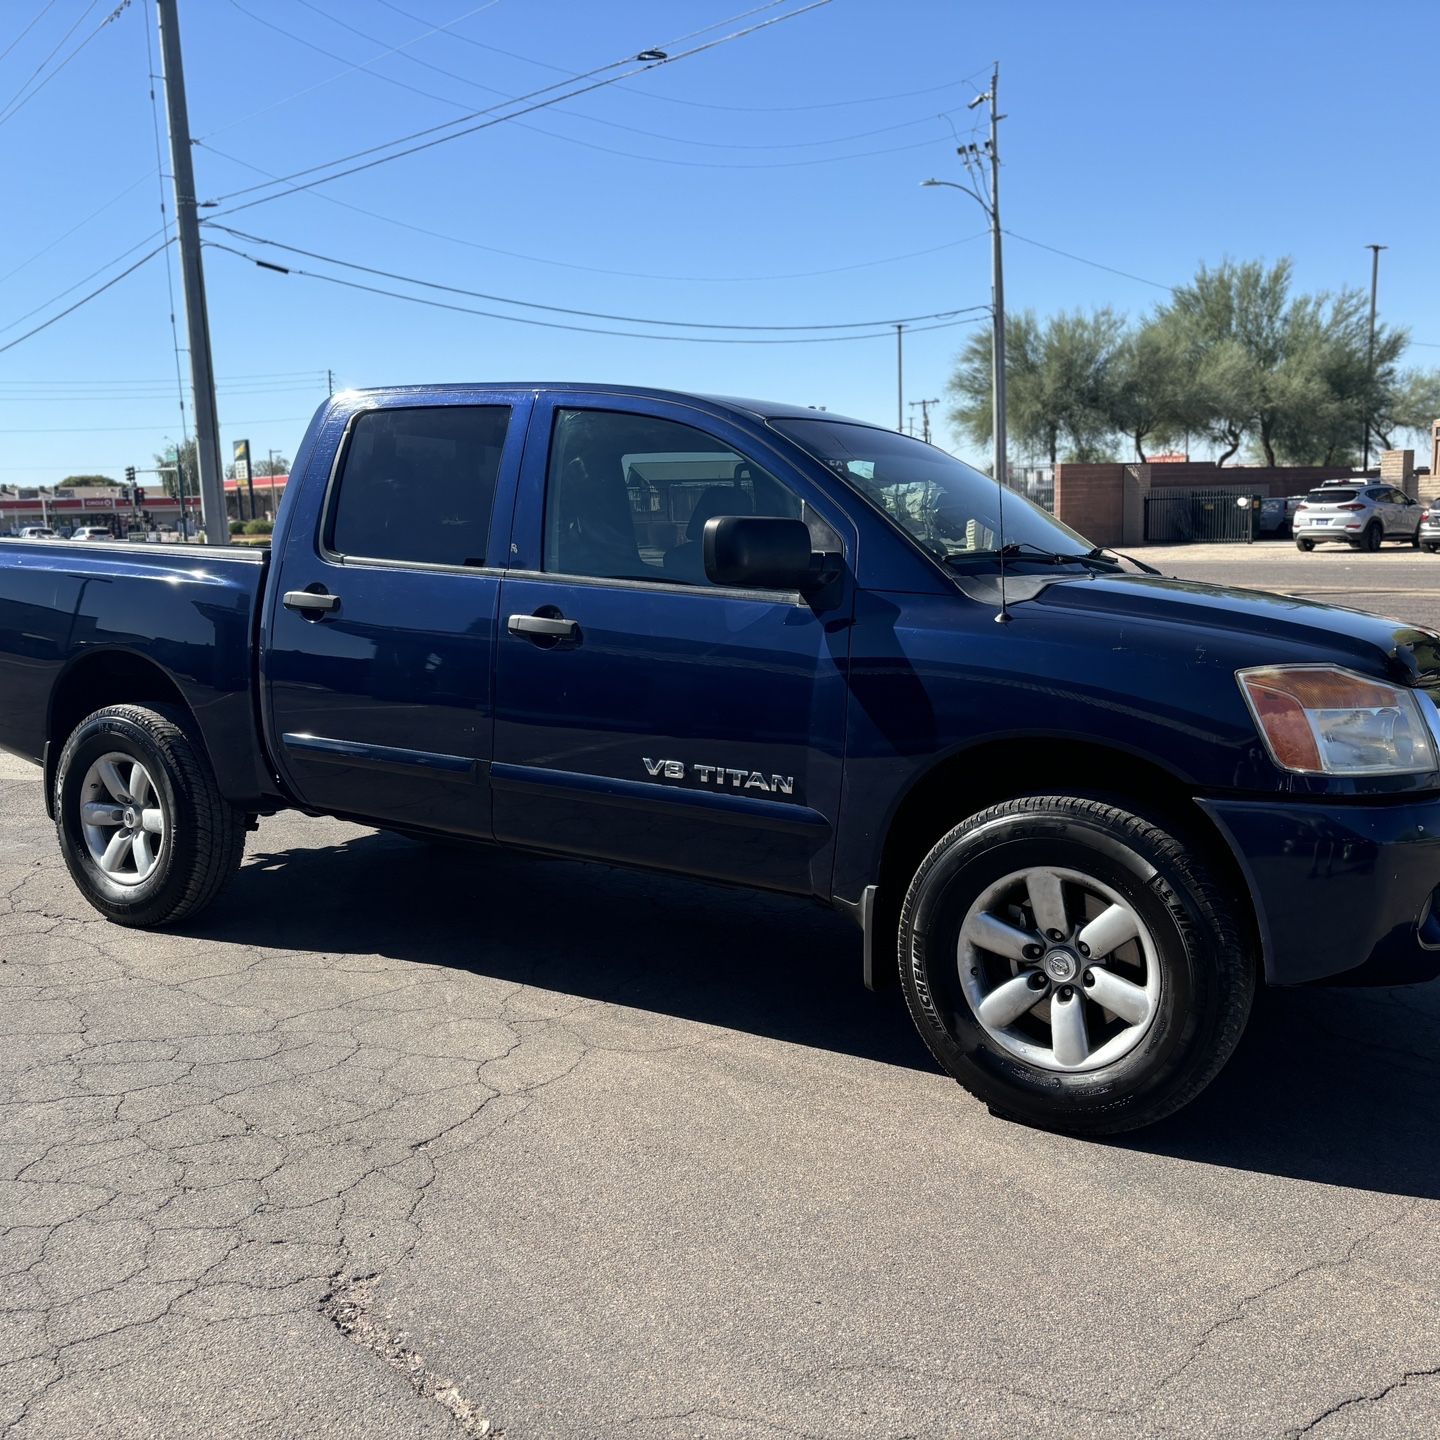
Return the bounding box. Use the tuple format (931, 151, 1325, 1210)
(54, 704, 246, 927)
(1295, 537, 1315, 552)
(896, 796, 1254, 1136)
(1425, 544, 1440, 555)
(1360, 521, 1382, 552)
(1413, 526, 1423, 549)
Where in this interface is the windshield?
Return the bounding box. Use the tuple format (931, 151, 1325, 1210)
(770, 417, 1094, 566)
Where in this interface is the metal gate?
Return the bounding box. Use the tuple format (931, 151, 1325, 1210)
(1143, 490, 1260, 543)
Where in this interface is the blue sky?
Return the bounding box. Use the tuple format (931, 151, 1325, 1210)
(2, 0, 1438, 484)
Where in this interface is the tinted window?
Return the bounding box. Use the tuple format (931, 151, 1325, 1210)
(1306, 489, 1355, 502)
(772, 417, 1091, 562)
(328, 406, 509, 567)
(543, 408, 839, 585)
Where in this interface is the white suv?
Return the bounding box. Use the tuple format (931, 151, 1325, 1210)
(1292, 483, 1423, 552)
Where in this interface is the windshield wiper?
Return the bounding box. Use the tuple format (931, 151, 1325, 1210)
(1086, 545, 1161, 575)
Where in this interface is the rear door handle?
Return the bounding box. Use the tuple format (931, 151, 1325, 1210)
(283, 589, 340, 615)
(507, 613, 578, 640)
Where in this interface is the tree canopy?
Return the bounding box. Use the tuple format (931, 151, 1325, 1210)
(59, 474, 117, 489)
(947, 257, 1438, 467)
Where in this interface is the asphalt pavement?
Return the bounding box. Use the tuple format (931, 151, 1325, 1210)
(4, 542, 1440, 1439)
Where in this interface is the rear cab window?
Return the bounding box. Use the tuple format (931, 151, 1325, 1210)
(325, 405, 510, 568)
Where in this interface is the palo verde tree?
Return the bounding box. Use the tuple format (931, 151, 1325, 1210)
(947, 256, 1440, 468)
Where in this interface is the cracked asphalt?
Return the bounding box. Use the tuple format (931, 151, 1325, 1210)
(4, 542, 1440, 1438)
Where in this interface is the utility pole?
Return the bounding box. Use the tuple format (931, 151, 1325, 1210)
(895, 325, 904, 431)
(909, 397, 940, 444)
(922, 62, 1006, 484)
(156, 0, 228, 545)
(327, 368, 335, 398)
(1362, 243, 1387, 473)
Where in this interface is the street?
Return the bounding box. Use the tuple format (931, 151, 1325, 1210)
(3, 543, 1440, 1439)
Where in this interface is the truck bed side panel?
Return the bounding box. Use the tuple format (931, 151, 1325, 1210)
(0, 540, 279, 807)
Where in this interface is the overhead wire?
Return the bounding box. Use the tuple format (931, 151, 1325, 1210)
(0, 242, 172, 357)
(197, 138, 991, 283)
(208, 240, 986, 346)
(1004, 231, 1175, 293)
(207, 227, 989, 332)
(202, 1, 835, 215)
(267, 0, 959, 158)
(0, 0, 62, 69)
(0, 228, 167, 337)
(0, 0, 127, 132)
(199, 0, 505, 140)
(371, 0, 984, 116)
(0, 168, 153, 288)
(141, 0, 191, 461)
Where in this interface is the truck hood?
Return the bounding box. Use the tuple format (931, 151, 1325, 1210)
(1024, 572, 1440, 687)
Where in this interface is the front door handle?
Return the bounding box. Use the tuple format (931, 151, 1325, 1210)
(507, 612, 578, 641)
(283, 589, 340, 616)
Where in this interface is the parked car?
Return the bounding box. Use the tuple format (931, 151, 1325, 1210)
(69, 526, 113, 542)
(17, 526, 58, 540)
(1293, 482, 1423, 550)
(5, 384, 1440, 1137)
(1258, 494, 1307, 537)
(1420, 507, 1440, 553)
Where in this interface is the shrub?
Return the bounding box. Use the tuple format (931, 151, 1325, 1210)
(243, 518, 274, 535)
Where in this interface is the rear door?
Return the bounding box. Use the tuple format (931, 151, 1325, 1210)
(264, 394, 529, 836)
(490, 393, 855, 897)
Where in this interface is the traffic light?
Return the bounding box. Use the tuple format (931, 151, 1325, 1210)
(125, 466, 135, 486)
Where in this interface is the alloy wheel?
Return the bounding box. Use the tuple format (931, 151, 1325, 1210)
(957, 866, 1161, 1072)
(78, 752, 167, 887)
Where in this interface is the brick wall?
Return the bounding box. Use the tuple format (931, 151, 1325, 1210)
(1055, 461, 1357, 544)
(1052, 463, 1127, 545)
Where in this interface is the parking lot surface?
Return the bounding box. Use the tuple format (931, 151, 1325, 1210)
(4, 543, 1440, 1439)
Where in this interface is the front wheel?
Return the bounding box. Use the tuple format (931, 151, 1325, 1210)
(1359, 522, 1383, 552)
(897, 797, 1254, 1135)
(54, 704, 246, 927)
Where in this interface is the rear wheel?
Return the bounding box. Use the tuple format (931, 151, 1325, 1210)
(1296, 537, 1315, 552)
(54, 704, 246, 927)
(897, 796, 1254, 1135)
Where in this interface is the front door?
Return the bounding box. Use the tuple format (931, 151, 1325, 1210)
(491, 395, 854, 896)
(265, 395, 529, 836)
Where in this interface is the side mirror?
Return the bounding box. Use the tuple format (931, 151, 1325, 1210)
(703, 515, 833, 593)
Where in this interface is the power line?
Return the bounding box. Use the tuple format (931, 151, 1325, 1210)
(0, 242, 172, 357)
(373, 0, 981, 116)
(0, 417, 308, 433)
(0, 0, 62, 69)
(260, 0, 958, 160)
(199, 0, 504, 140)
(142, 0, 191, 475)
(0, 0, 103, 119)
(0, 0, 129, 132)
(203, 1, 834, 215)
(207, 226, 988, 332)
(1004, 230, 1175, 293)
(198, 138, 990, 283)
(0, 168, 153, 288)
(209, 241, 986, 345)
(0, 229, 167, 337)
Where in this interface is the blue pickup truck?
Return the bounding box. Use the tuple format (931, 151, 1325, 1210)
(3, 384, 1439, 1134)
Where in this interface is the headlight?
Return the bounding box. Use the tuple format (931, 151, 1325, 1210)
(1236, 665, 1438, 775)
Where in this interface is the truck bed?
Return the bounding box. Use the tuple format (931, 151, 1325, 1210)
(0, 538, 278, 808)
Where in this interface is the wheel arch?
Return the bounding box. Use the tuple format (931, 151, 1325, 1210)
(864, 735, 1261, 989)
(45, 649, 195, 818)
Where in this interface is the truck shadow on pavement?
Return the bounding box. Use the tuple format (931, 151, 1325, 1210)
(199, 830, 1440, 1200)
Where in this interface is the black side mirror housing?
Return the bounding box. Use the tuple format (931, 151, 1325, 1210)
(703, 515, 834, 593)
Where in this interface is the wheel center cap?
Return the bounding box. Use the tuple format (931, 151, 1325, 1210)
(123, 807, 137, 830)
(1041, 948, 1079, 984)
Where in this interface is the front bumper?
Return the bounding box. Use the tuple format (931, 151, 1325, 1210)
(1198, 795, 1440, 986)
